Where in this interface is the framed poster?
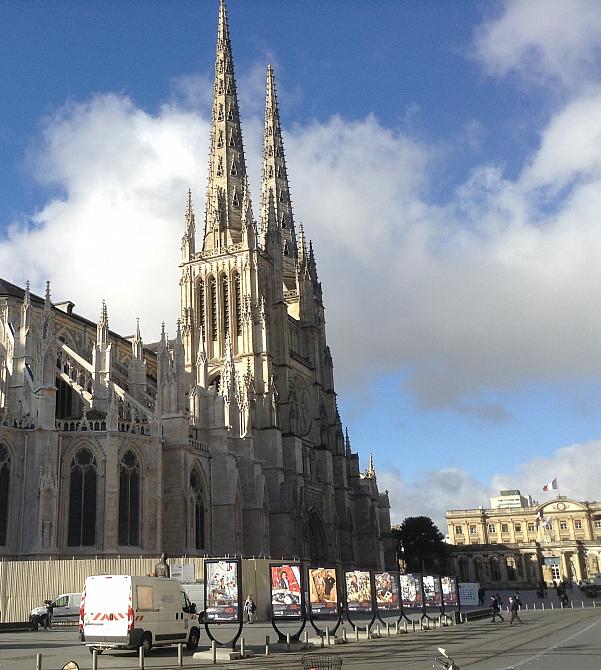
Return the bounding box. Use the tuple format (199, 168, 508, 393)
(441, 576, 459, 607)
(344, 570, 373, 613)
(204, 559, 241, 622)
(374, 571, 400, 611)
(308, 567, 338, 616)
(400, 573, 423, 608)
(423, 575, 442, 607)
(270, 563, 303, 618)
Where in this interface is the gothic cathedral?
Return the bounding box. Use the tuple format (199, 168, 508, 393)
(0, 0, 394, 569)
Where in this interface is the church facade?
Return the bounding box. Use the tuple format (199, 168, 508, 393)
(0, 0, 393, 569)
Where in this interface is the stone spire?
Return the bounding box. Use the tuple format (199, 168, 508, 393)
(261, 65, 297, 287)
(132, 318, 143, 361)
(203, 0, 250, 251)
(97, 300, 109, 347)
(182, 189, 196, 260)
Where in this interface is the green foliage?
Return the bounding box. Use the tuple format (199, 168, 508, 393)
(396, 516, 447, 573)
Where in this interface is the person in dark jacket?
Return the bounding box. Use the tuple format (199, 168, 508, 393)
(490, 595, 503, 622)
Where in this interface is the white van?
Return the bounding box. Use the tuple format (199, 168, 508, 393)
(30, 593, 81, 626)
(80, 575, 200, 654)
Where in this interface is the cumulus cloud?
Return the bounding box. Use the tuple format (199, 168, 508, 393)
(473, 0, 601, 90)
(382, 439, 601, 531)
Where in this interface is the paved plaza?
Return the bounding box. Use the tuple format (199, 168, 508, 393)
(1, 601, 600, 670)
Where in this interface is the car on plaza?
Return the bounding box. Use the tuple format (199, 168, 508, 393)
(30, 593, 82, 628)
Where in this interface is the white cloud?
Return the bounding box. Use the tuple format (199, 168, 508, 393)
(473, 0, 601, 90)
(382, 439, 601, 530)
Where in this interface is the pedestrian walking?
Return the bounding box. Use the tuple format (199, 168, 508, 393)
(244, 595, 256, 624)
(44, 600, 53, 630)
(508, 594, 523, 625)
(490, 595, 503, 622)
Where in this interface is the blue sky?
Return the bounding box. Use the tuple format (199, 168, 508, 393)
(1, 0, 601, 529)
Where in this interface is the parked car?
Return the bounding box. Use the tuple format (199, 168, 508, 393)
(30, 593, 82, 628)
(580, 580, 600, 597)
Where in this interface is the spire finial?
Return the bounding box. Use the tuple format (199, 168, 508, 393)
(23, 280, 31, 308)
(261, 64, 298, 287)
(203, 0, 252, 251)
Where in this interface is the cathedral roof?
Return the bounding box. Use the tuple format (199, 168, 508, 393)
(0, 277, 44, 304)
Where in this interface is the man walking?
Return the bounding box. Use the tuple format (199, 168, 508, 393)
(508, 594, 523, 625)
(490, 595, 503, 622)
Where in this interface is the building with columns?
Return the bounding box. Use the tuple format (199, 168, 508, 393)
(446, 496, 601, 588)
(0, 0, 393, 569)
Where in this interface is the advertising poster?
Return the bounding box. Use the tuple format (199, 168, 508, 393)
(458, 582, 479, 606)
(441, 576, 459, 607)
(400, 573, 423, 609)
(308, 567, 338, 616)
(344, 570, 373, 613)
(204, 560, 240, 622)
(374, 571, 400, 611)
(423, 575, 442, 607)
(270, 564, 302, 618)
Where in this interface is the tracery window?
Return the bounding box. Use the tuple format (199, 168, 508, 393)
(190, 469, 205, 550)
(197, 279, 205, 333)
(118, 451, 140, 546)
(209, 277, 217, 342)
(221, 275, 230, 336)
(67, 448, 97, 547)
(233, 272, 242, 336)
(0, 445, 10, 545)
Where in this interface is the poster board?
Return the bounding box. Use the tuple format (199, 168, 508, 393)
(270, 563, 303, 618)
(344, 570, 373, 613)
(441, 576, 459, 607)
(400, 573, 423, 608)
(458, 582, 479, 606)
(204, 559, 241, 622)
(374, 571, 400, 612)
(308, 567, 338, 616)
(423, 575, 442, 607)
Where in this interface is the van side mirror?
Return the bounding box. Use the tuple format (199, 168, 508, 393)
(190, 602, 197, 613)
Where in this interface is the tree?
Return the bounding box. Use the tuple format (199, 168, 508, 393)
(396, 516, 447, 573)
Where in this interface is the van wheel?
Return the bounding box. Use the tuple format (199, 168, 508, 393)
(187, 627, 200, 651)
(141, 632, 152, 656)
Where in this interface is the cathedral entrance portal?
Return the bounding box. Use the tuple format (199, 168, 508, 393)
(308, 511, 328, 563)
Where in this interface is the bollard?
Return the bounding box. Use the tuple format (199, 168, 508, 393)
(355, 626, 359, 643)
(395, 620, 399, 635)
(533, 603, 536, 610)
(582, 601, 584, 608)
(542, 602, 545, 610)
(241, 637, 245, 657)
(376, 624, 380, 637)
(551, 602, 554, 610)
(570, 601, 574, 609)
(412, 620, 416, 632)
(139, 645, 145, 669)
(36, 654, 42, 670)
(594, 601, 597, 608)
(386, 622, 390, 637)
(404, 620, 407, 633)
(265, 635, 270, 656)
(525, 604, 528, 611)
(92, 650, 98, 670)
(178, 642, 183, 667)
(320, 632, 324, 648)
(286, 633, 291, 652)
(212, 640, 217, 664)
(304, 630, 309, 645)
(326, 628, 330, 646)
(342, 627, 347, 642)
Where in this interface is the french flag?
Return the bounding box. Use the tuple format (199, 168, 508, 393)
(543, 478, 558, 492)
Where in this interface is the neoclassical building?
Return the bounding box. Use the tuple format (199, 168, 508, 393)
(0, 0, 393, 569)
(446, 496, 601, 587)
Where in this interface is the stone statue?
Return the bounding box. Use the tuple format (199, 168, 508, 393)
(154, 553, 170, 578)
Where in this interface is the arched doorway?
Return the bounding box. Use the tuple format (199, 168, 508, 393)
(308, 511, 328, 563)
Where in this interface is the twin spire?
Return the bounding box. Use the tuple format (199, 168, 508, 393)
(201, 0, 298, 268)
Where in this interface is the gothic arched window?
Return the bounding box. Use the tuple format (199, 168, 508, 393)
(190, 469, 205, 550)
(67, 448, 97, 547)
(0, 445, 10, 545)
(232, 272, 242, 336)
(221, 275, 230, 336)
(118, 450, 140, 546)
(209, 277, 217, 342)
(197, 279, 205, 333)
